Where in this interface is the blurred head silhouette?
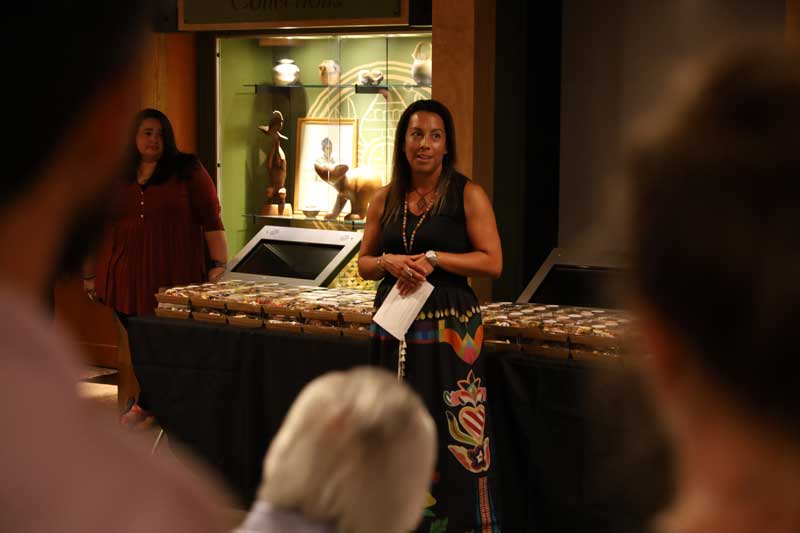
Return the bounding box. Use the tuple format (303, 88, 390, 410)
(626, 41, 800, 532)
(255, 367, 436, 533)
(0, 2, 150, 300)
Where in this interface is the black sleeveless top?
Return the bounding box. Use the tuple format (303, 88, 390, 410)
(375, 172, 480, 317)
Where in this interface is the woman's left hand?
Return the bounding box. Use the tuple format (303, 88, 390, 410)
(208, 267, 225, 282)
(395, 255, 435, 296)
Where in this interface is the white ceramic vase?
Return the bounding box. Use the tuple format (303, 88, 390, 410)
(273, 59, 300, 86)
(411, 42, 432, 85)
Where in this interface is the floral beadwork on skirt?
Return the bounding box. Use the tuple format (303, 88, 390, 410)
(371, 309, 501, 533)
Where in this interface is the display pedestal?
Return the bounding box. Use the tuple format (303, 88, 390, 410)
(259, 203, 293, 216)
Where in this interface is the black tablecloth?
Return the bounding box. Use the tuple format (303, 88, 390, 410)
(129, 316, 669, 532)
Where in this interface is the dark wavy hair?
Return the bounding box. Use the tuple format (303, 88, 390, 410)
(382, 99, 458, 222)
(127, 108, 198, 185)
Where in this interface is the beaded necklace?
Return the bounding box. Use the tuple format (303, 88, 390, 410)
(412, 187, 437, 211)
(402, 192, 437, 253)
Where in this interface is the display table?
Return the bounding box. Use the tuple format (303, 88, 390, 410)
(129, 316, 669, 533)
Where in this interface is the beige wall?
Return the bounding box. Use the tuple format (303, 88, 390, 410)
(559, 0, 785, 249)
(433, 0, 496, 302)
(140, 32, 198, 152)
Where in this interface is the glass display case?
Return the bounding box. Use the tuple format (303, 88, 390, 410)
(216, 31, 433, 257)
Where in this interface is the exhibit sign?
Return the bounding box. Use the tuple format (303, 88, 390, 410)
(179, 0, 408, 30)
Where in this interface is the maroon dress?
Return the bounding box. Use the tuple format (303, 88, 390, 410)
(95, 163, 224, 316)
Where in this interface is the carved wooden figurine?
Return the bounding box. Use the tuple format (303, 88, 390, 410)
(257, 110, 288, 212)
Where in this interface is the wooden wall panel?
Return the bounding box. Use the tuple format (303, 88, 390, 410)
(140, 32, 198, 151)
(433, 0, 475, 186)
(140, 33, 169, 113)
(788, 0, 800, 44)
(54, 278, 119, 368)
(433, 0, 496, 302)
(165, 33, 198, 153)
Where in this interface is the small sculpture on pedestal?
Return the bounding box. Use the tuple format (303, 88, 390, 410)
(313, 137, 381, 220)
(263, 187, 292, 216)
(357, 69, 385, 86)
(258, 110, 289, 216)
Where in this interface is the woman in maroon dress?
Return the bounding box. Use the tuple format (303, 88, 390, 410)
(85, 108, 228, 426)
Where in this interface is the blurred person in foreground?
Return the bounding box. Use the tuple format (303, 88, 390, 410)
(626, 43, 800, 533)
(0, 2, 231, 531)
(236, 367, 436, 533)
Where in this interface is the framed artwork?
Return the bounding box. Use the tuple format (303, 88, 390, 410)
(294, 118, 358, 214)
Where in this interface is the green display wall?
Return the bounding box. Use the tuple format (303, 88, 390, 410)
(218, 33, 431, 254)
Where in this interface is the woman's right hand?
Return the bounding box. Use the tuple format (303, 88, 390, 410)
(83, 278, 97, 301)
(382, 253, 427, 296)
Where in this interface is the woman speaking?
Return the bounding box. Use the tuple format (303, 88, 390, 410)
(358, 99, 502, 532)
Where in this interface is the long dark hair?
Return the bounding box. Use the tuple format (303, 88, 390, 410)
(127, 108, 198, 185)
(382, 99, 458, 222)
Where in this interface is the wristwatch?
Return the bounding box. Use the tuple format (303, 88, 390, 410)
(424, 250, 438, 268)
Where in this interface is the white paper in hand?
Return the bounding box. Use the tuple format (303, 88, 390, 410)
(372, 281, 434, 340)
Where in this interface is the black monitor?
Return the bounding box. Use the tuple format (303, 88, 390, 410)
(233, 240, 345, 280)
(517, 248, 628, 309)
(222, 225, 362, 286)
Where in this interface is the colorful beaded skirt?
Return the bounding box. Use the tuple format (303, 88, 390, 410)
(370, 284, 501, 533)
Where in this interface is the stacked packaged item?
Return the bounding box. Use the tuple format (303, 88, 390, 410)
(481, 302, 631, 361)
(154, 282, 376, 337)
(155, 283, 631, 358)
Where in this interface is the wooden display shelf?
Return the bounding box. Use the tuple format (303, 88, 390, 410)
(226, 301, 263, 314)
(190, 297, 227, 311)
(521, 343, 570, 359)
(263, 305, 301, 319)
(302, 324, 342, 337)
(570, 333, 620, 349)
(228, 315, 264, 328)
(154, 308, 192, 320)
(264, 321, 303, 334)
(155, 293, 190, 306)
(570, 348, 622, 363)
(192, 311, 227, 324)
(341, 326, 371, 339)
(301, 309, 341, 322)
(341, 311, 373, 324)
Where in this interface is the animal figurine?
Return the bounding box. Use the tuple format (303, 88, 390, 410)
(257, 110, 288, 211)
(318, 59, 341, 86)
(314, 159, 381, 220)
(357, 69, 384, 86)
(411, 42, 432, 85)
